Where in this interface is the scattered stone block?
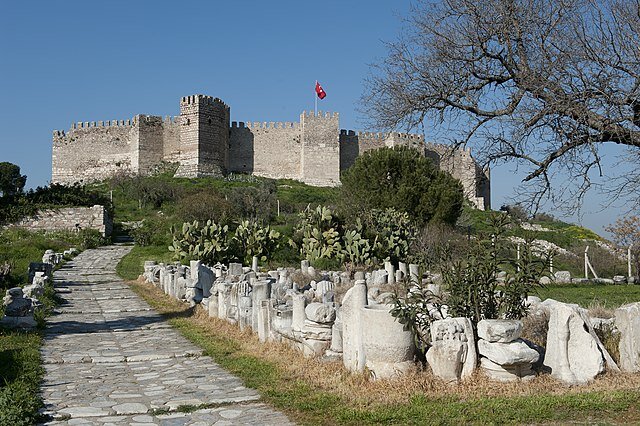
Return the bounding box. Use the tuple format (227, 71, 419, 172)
(228, 263, 243, 276)
(615, 302, 640, 372)
(28, 262, 52, 285)
(554, 271, 572, 284)
(543, 300, 608, 384)
(480, 357, 534, 382)
(3, 287, 33, 317)
(478, 339, 539, 365)
(613, 275, 627, 284)
(477, 319, 523, 343)
(305, 302, 336, 324)
(426, 317, 476, 383)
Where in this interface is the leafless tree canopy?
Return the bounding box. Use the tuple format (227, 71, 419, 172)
(362, 0, 640, 210)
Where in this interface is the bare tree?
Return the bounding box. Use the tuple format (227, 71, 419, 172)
(605, 215, 640, 275)
(362, 0, 640, 211)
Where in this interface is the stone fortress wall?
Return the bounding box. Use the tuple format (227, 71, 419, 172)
(52, 94, 490, 209)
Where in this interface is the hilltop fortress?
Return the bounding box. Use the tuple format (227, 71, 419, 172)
(52, 94, 490, 209)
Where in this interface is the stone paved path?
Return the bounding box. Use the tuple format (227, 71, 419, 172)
(40, 246, 293, 425)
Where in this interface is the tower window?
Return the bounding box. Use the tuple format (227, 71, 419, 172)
(186, 119, 191, 125)
(208, 118, 212, 125)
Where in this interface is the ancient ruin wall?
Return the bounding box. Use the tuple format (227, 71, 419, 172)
(135, 115, 166, 175)
(339, 131, 426, 172)
(51, 94, 490, 208)
(301, 111, 340, 187)
(229, 121, 302, 180)
(14, 205, 112, 236)
(339, 130, 359, 172)
(52, 120, 138, 184)
(425, 143, 490, 210)
(162, 116, 181, 163)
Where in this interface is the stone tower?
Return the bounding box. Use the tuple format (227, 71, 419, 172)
(300, 111, 340, 186)
(175, 95, 230, 177)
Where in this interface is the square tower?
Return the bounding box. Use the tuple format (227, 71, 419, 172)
(175, 95, 230, 177)
(300, 111, 340, 186)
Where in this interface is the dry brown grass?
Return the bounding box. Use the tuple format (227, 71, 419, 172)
(588, 299, 615, 319)
(521, 310, 549, 348)
(129, 278, 640, 409)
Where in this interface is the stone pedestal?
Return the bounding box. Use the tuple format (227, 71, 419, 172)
(384, 261, 395, 284)
(251, 281, 271, 331)
(342, 280, 367, 372)
(292, 293, 306, 332)
(616, 302, 640, 372)
(361, 304, 415, 379)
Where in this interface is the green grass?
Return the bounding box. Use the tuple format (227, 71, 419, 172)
(0, 230, 79, 424)
(115, 244, 174, 280)
(537, 283, 640, 308)
(0, 330, 46, 426)
(0, 228, 83, 289)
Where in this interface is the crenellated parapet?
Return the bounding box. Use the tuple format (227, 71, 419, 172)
(232, 121, 300, 129)
(67, 117, 138, 130)
(301, 110, 339, 119)
(180, 94, 229, 110)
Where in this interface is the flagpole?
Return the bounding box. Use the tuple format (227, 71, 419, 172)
(314, 80, 318, 115)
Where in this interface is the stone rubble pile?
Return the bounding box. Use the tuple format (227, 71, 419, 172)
(145, 259, 418, 380)
(1, 248, 75, 328)
(477, 319, 539, 382)
(144, 258, 637, 385)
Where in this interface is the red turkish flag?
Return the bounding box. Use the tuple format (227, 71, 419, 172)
(315, 81, 326, 99)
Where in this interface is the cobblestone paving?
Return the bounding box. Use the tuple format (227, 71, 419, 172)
(40, 246, 293, 425)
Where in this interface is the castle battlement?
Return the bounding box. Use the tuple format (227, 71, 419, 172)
(180, 94, 229, 110)
(68, 117, 138, 131)
(235, 121, 299, 129)
(51, 94, 490, 210)
(340, 130, 425, 142)
(301, 110, 339, 119)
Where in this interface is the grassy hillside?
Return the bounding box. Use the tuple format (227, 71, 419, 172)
(85, 172, 630, 283)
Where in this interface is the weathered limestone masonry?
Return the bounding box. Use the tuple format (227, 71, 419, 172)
(52, 94, 490, 209)
(13, 205, 112, 236)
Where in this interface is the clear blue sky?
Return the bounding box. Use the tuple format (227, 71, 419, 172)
(0, 0, 629, 236)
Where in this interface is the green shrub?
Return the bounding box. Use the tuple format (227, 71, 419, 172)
(175, 190, 231, 223)
(233, 219, 281, 264)
(446, 214, 550, 325)
(169, 220, 231, 265)
(392, 214, 550, 346)
(79, 229, 107, 249)
(290, 206, 343, 262)
(364, 208, 414, 264)
(341, 220, 374, 269)
(130, 218, 172, 247)
(340, 146, 464, 226)
(227, 182, 277, 222)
